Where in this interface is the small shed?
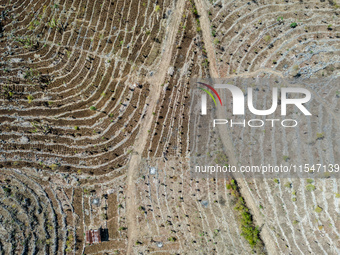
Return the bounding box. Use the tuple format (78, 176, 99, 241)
(86, 229, 102, 244)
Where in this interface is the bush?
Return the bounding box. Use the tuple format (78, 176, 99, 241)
(277, 16, 283, 22)
(228, 179, 237, 191)
(90, 106, 96, 111)
(168, 236, 177, 242)
(27, 95, 34, 103)
(264, 35, 271, 42)
(235, 197, 261, 248)
(316, 132, 325, 140)
(284, 182, 292, 188)
(290, 22, 297, 28)
(306, 184, 316, 191)
(49, 164, 58, 170)
(315, 206, 323, 213)
(283, 155, 290, 161)
(2, 187, 11, 195)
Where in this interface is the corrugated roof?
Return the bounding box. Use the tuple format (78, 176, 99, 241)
(85, 229, 101, 244)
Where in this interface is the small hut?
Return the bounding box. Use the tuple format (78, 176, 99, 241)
(85, 229, 101, 244)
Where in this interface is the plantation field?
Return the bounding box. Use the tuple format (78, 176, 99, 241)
(1, 0, 340, 254)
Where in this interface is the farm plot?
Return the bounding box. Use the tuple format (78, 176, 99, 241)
(130, 158, 255, 254)
(206, 0, 340, 78)
(194, 0, 340, 254)
(0, 0, 174, 175)
(0, 166, 128, 254)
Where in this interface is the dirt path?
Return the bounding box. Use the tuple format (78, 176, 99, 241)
(125, 0, 186, 253)
(194, 0, 277, 254)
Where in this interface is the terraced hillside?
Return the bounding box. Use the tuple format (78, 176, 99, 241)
(1, 0, 340, 254)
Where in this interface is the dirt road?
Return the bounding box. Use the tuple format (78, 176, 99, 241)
(125, 0, 186, 253)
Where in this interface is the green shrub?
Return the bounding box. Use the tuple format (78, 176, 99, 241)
(290, 22, 297, 28)
(264, 35, 271, 42)
(27, 95, 34, 103)
(283, 155, 290, 161)
(316, 132, 325, 140)
(315, 206, 323, 213)
(235, 196, 261, 248)
(168, 236, 177, 242)
(306, 184, 316, 191)
(284, 182, 292, 188)
(90, 106, 96, 111)
(2, 187, 11, 195)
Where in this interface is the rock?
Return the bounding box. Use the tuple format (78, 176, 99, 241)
(20, 136, 29, 144)
(17, 70, 24, 79)
(168, 66, 174, 76)
(201, 200, 209, 208)
(150, 167, 157, 175)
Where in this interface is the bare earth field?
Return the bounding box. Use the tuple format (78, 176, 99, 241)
(1, 0, 340, 254)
